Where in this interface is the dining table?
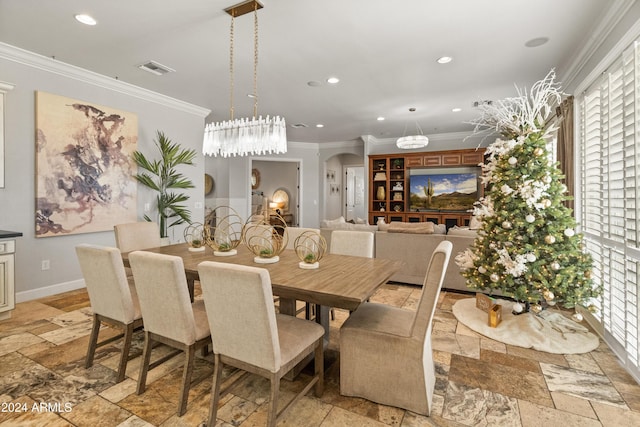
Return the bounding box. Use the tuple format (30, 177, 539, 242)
(121, 243, 403, 341)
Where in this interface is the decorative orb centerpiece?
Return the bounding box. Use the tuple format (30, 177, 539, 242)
(243, 213, 287, 264)
(204, 206, 243, 256)
(183, 223, 205, 252)
(294, 231, 327, 270)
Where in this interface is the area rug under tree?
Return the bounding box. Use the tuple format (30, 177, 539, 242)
(452, 298, 599, 354)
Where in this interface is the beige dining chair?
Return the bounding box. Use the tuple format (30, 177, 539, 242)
(75, 244, 143, 383)
(339, 240, 452, 416)
(197, 261, 324, 427)
(329, 229, 374, 257)
(284, 227, 321, 318)
(328, 230, 375, 319)
(283, 227, 320, 250)
(113, 222, 161, 253)
(128, 250, 212, 417)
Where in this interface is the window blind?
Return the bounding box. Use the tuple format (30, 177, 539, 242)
(580, 40, 640, 371)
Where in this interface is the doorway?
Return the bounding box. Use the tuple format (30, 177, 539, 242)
(251, 159, 300, 226)
(344, 166, 365, 222)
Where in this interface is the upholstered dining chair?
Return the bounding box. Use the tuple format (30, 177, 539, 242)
(128, 250, 212, 417)
(283, 227, 320, 250)
(339, 240, 452, 416)
(328, 230, 375, 319)
(329, 229, 375, 258)
(75, 244, 143, 383)
(197, 261, 324, 427)
(114, 221, 161, 253)
(283, 227, 321, 318)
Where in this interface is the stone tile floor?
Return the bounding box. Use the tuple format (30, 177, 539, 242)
(1, 284, 640, 426)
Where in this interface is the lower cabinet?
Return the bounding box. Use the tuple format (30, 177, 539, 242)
(0, 240, 16, 320)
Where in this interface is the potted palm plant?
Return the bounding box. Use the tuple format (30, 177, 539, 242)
(132, 131, 197, 239)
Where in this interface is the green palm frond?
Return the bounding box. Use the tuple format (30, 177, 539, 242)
(132, 130, 196, 237)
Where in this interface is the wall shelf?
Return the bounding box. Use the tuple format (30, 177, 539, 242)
(368, 148, 485, 226)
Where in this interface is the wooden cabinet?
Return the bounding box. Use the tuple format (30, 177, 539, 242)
(0, 238, 16, 320)
(368, 149, 484, 225)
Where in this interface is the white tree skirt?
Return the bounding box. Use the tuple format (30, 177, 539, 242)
(452, 298, 599, 354)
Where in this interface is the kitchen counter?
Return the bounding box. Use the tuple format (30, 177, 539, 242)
(0, 230, 23, 238)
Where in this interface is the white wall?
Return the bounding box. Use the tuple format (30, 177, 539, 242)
(0, 44, 209, 301)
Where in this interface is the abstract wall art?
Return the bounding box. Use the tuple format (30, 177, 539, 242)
(35, 91, 138, 237)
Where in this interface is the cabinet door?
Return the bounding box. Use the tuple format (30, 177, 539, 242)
(406, 213, 422, 223)
(0, 253, 14, 313)
(423, 155, 441, 166)
(406, 156, 422, 167)
(462, 152, 484, 165)
(388, 214, 406, 222)
(442, 154, 461, 165)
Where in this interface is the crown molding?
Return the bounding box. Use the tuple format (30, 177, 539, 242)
(561, 0, 636, 90)
(0, 42, 211, 118)
(287, 140, 320, 150)
(0, 81, 15, 93)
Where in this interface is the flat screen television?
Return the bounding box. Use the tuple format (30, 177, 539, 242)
(409, 167, 479, 212)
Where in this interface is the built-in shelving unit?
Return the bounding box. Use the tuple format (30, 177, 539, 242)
(368, 148, 485, 227)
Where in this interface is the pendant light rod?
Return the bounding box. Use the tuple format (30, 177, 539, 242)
(203, 0, 287, 158)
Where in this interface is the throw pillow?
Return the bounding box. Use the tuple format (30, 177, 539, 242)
(469, 215, 482, 230)
(321, 216, 346, 228)
(388, 222, 435, 234)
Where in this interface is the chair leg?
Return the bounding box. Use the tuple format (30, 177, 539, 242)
(267, 374, 280, 427)
(136, 331, 154, 395)
(207, 354, 224, 427)
(85, 314, 101, 369)
(178, 345, 196, 416)
(314, 338, 324, 397)
(116, 322, 135, 383)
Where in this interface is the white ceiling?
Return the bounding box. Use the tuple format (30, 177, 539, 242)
(0, 0, 616, 144)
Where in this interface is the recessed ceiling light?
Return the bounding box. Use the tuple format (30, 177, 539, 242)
(327, 77, 340, 84)
(437, 56, 453, 64)
(377, 117, 385, 121)
(316, 124, 324, 128)
(75, 14, 97, 26)
(452, 108, 462, 112)
(307, 80, 322, 87)
(525, 37, 549, 48)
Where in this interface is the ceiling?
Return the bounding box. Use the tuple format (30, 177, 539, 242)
(0, 0, 615, 144)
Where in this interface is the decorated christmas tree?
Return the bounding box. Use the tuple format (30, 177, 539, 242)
(456, 71, 600, 316)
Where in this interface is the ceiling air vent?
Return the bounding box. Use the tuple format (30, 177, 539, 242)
(137, 61, 175, 76)
(472, 100, 493, 108)
(290, 123, 308, 129)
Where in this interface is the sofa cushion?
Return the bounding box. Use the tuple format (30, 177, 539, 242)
(321, 216, 345, 228)
(388, 222, 434, 234)
(433, 224, 447, 234)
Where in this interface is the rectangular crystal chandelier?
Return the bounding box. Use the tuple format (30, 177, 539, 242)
(203, 0, 287, 158)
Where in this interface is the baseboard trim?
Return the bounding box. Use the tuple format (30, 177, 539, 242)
(16, 279, 85, 303)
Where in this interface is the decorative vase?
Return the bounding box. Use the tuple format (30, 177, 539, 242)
(376, 186, 385, 201)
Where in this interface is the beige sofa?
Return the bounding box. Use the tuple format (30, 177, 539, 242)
(320, 222, 478, 292)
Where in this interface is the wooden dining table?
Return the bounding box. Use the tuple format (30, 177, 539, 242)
(122, 243, 402, 336)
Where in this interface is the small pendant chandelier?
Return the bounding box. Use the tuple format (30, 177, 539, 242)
(203, 0, 287, 158)
(396, 108, 429, 149)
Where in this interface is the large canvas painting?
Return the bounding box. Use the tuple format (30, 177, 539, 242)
(35, 91, 138, 237)
(409, 167, 479, 212)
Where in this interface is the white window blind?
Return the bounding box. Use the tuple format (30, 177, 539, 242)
(580, 39, 640, 372)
